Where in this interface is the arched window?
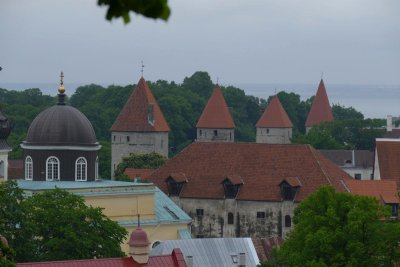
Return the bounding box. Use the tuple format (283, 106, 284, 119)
(285, 215, 291, 228)
(75, 157, 87, 181)
(25, 156, 33, 180)
(46, 156, 59, 181)
(228, 212, 234, 225)
(95, 156, 99, 180)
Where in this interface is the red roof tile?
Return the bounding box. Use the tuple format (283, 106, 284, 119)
(281, 177, 302, 187)
(17, 257, 139, 267)
(168, 172, 188, 183)
(376, 139, 400, 188)
(344, 179, 399, 204)
(196, 86, 235, 129)
(111, 77, 170, 132)
(305, 79, 334, 127)
(252, 237, 284, 263)
(17, 248, 186, 267)
(224, 175, 244, 185)
(256, 96, 292, 128)
(124, 168, 155, 180)
(148, 142, 351, 202)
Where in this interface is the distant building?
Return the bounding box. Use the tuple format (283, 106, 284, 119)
(305, 79, 334, 133)
(319, 150, 374, 180)
(384, 115, 400, 139)
(373, 138, 400, 188)
(148, 142, 353, 239)
(0, 109, 12, 182)
(111, 77, 170, 177)
(256, 95, 293, 144)
(196, 85, 235, 142)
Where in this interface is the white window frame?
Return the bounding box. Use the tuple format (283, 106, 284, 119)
(46, 156, 60, 181)
(75, 157, 87, 181)
(95, 156, 99, 180)
(25, 156, 33, 180)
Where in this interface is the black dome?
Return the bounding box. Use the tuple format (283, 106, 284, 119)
(25, 105, 97, 146)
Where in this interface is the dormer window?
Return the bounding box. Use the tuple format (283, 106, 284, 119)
(279, 177, 301, 201)
(222, 175, 244, 199)
(148, 103, 155, 126)
(166, 173, 188, 196)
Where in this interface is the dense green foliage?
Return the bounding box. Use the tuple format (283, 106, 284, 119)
(114, 152, 167, 181)
(0, 71, 385, 178)
(98, 0, 170, 24)
(0, 181, 127, 262)
(269, 186, 400, 266)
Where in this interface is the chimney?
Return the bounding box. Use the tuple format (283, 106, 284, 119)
(238, 252, 246, 267)
(387, 115, 393, 132)
(128, 227, 150, 264)
(186, 255, 194, 267)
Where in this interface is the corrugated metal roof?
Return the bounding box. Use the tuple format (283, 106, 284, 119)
(149, 238, 259, 267)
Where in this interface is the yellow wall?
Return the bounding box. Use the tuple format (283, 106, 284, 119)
(84, 193, 155, 221)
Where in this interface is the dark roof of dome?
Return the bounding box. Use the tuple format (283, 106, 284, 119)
(25, 105, 97, 146)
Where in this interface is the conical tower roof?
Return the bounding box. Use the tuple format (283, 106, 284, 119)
(305, 79, 334, 127)
(111, 77, 170, 132)
(256, 95, 293, 128)
(196, 85, 235, 129)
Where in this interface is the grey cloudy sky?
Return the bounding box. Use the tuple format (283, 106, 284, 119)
(0, 0, 399, 86)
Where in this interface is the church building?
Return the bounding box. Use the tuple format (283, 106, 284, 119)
(21, 73, 101, 181)
(111, 77, 170, 176)
(196, 85, 235, 142)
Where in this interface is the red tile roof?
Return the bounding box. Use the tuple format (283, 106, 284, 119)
(256, 95, 293, 128)
(281, 177, 302, 187)
(196, 86, 235, 129)
(148, 142, 352, 202)
(344, 179, 399, 204)
(376, 139, 400, 188)
(124, 168, 155, 180)
(17, 257, 140, 267)
(168, 172, 188, 183)
(17, 249, 186, 267)
(252, 237, 284, 263)
(305, 79, 334, 127)
(111, 77, 170, 132)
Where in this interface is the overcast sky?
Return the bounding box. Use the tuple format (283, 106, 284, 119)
(0, 0, 399, 86)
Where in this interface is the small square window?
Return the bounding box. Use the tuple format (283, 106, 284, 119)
(214, 130, 218, 136)
(126, 136, 130, 142)
(257, 212, 266, 219)
(354, 173, 361, 180)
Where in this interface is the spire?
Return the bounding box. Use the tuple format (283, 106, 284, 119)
(57, 71, 66, 105)
(305, 79, 333, 127)
(196, 85, 235, 129)
(256, 95, 292, 128)
(111, 77, 170, 132)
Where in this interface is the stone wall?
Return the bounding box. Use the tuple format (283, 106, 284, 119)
(196, 128, 234, 142)
(172, 197, 296, 239)
(111, 132, 168, 177)
(256, 128, 292, 144)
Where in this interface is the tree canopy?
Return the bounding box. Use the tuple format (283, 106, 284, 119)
(114, 152, 167, 181)
(98, 0, 170, 24)
(272, 186, 400, 267)
(0, 181, 127, 263)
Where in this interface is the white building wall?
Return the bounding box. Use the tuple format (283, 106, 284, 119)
(111, 131, 168, 177)
(171, 197, 296, 239)
(256, 128, 292, 144)
(0, 150, 10, 181)
(196, 128, 234, 142)
(342, 167, 373, 180)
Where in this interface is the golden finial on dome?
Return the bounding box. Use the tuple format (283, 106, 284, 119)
(58, 71, 65, 94)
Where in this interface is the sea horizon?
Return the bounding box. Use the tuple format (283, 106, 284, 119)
(0, 81, 398, 120)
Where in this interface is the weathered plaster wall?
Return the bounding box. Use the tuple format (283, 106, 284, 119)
(196, 128, 234, 142)
(256, 128, 292, 144)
